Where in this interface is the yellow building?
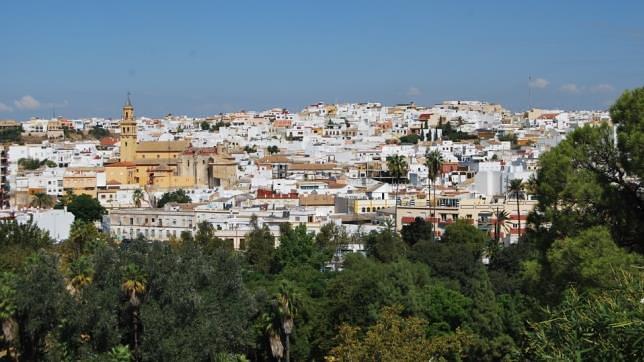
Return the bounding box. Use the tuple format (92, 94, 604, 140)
(136, 140, 191, 161)
(111, 98, 237, 189)
(104, 161, 137, 185)
(120, 96, 137, 162)
(63, 167, 103, 197)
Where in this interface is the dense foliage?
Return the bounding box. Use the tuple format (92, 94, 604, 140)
(88, 126, 110, 140)
(1, 88, 643, 360)
(17, 158, 57, 170)
(156, 189, 191, 208)
(63, 194, 107, 222)
(0, 126, 22, 143)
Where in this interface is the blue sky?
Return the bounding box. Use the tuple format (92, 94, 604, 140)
(1, 0, 643, 119)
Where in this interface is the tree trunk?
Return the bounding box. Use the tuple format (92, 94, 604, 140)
(133, 309, 140, 361)
(394, 182, 399, 232)
(285, 333, 290, 362)
(433, 180, 438, 239)
(516, 198, 521, 240)
(428, 178, 433, 241)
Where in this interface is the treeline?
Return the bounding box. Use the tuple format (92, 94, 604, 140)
(1, 88, 643, 361)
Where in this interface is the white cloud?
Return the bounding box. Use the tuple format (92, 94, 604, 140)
(589, 84, 615, 93)
(14, 95, 41, 110)
(528, 77, 549, 89)
(560, 83, 581, 94)
(0, 103, 12, 112)
(406, 86, 421, 97)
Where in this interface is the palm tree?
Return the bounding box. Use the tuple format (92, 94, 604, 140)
(121, 264, 146, 361)
(277, 282, 298, 362)
(263, 312, 283, 361)
(424, 150, 443, 240)
(386, 154, 408, 232)
(30, 192, 54, 209)
(67, 256, 94, 297)
(507, 179, 525, 239)
(493, 208, 511, 244)
(132, 188, 144, 208)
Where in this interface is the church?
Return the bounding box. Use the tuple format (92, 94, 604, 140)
(105, 97, 238, 190)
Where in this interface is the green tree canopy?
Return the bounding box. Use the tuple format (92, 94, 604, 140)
(157, 189, 191, 208)
(245, 219, 275, 274)
(525, 270, 644, 361)
(400, 217, 432, 246)
(365, 229, 407, 263)
(66, 194, 107, 222)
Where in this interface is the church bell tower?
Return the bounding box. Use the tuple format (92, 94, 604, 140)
(120, 93, 137, 162)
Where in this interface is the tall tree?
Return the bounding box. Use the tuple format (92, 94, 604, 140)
(277, 281, 299, 362)
(14, 252, 71, 361)
(424, 150, 443, 239)
(386, 154, 408, 231)
(507, 179, 524, 239)
(245, 218, 275, 274)
(493, 208, 511, 245)
(121, 263, 146, 361)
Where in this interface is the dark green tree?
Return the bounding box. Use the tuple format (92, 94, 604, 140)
(245, 219, 275, 274)
(0, 221, 53, 272)
(365, 228, 407, 262)
(400, 217, 432, 246)
(14, 252, 71, 361)
(89, 126, 110, 139)
(272, 223, 321, 273)
(399, 134, 419, 144)
(67, 194, 107, 222)
(156, 189, 191, 208)
(194, 221, 232, 251)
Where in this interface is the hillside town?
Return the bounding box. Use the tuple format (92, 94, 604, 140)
(0, 97, 609, 249)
